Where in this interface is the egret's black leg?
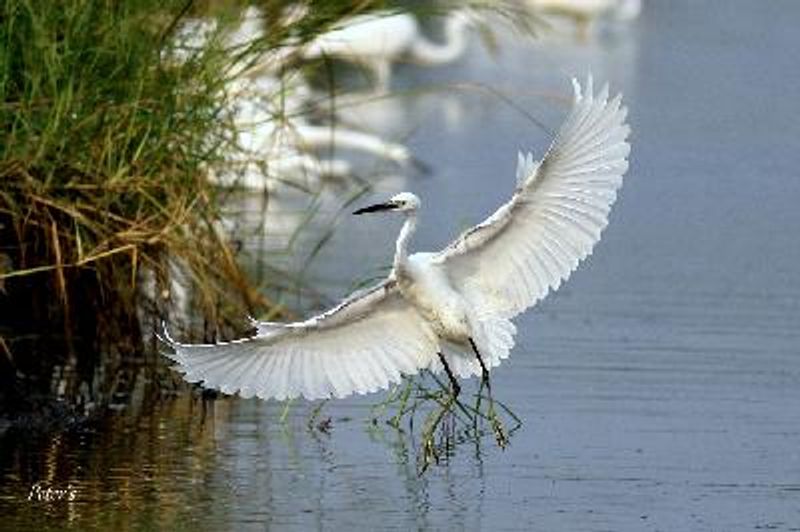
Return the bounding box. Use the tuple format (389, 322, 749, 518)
(468, 337, 491, 390)
(437, 352, 461, 397)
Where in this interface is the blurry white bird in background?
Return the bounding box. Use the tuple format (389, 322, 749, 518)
(163, 76, 631, 401)
(209, 73, 410, 190)
(171, 7, 413, 190)
(527, 0, 641, 21)
(302, 10, 475, 92)
(526, 0, 641, 39)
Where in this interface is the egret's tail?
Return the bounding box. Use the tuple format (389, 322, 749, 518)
(434, 314, 517, 379)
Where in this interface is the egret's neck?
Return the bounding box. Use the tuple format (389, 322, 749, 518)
(393, 211, 417, 271)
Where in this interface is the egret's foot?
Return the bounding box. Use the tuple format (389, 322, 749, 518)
(490, 413, 510, 449)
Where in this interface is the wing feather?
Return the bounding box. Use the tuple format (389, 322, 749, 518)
(165, 280, 439, 400)
(435, 76, 631, 317)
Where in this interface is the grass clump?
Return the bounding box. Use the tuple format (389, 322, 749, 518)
(1, 1, 246, 364)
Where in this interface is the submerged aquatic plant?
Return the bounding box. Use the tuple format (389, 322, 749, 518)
(371, 374, 521, 473)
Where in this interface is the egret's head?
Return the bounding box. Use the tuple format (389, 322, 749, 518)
(353, 192, 420, 215)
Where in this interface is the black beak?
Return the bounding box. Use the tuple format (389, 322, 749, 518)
(352, 202, 396, 215)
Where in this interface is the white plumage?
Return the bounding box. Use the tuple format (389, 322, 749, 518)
(164, 76, 631, 401)
(527, 0, 641, 21)
(302, 10, 474, 92)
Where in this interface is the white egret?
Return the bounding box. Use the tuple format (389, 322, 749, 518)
(527, 0, 641, 20)
(302, 10, 474, 92)
(163, 76, 631, 401)
(526, 0, 641, 38)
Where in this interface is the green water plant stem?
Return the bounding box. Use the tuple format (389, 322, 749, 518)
(371, 371, 521, 473)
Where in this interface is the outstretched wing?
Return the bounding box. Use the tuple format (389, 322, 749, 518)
(164, 280, 439, 400)
(435, 76, 631, 318)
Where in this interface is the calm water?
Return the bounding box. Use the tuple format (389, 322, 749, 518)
(2, 1, 800, 530)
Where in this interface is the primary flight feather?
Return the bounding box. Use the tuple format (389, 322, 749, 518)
(164, 76, 631, 401)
